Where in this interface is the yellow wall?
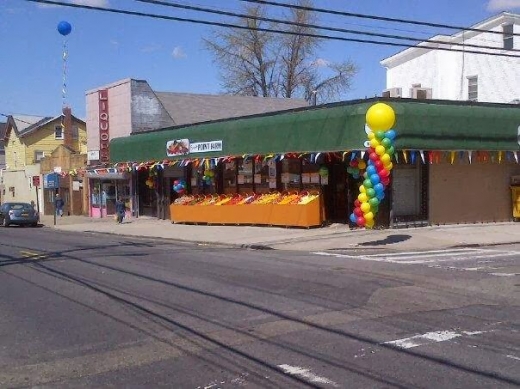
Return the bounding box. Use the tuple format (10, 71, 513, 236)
(4, 126, 26, 169)
(5, 119, 87, 167)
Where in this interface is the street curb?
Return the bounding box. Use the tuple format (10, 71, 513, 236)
(78, 229, 275, 251)
(450, 241, 520, 248)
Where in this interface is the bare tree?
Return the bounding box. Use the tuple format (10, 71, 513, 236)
(203, 0, 358, 104)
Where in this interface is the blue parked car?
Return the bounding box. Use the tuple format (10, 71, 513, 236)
(0, 202, 39, 227)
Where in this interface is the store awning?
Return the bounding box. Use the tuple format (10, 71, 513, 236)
(110, 98, 520, 163)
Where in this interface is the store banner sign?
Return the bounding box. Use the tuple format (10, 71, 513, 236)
(166, 139, 223, 156)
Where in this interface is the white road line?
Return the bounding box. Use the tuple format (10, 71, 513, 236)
(278, 364, 338, 387)
(313, 249, 519, 265)
(506, 354, 520, 361)
(490, 272, 519, 277)
(383, 330, 488, 350)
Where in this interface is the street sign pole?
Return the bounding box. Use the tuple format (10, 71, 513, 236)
(54, 193, 57, 226)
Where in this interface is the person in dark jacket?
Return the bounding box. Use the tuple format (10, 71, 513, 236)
(55, 194, 65, 217)
(115, 197, 126, 224)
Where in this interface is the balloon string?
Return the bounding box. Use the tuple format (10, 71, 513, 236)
(62, 39, 68, 107)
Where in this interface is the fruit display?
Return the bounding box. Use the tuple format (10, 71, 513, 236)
(173, 192, 319, 206)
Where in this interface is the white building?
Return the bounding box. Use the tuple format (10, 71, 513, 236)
(381, 12, 520, 103)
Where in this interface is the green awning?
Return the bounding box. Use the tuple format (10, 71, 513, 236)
(110, 98, 520, 163)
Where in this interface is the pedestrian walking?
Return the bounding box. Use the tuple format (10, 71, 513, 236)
(55, 194, 65, 217)
(115, 197, 126, 224)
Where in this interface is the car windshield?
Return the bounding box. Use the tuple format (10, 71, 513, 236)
(5, 203, 33, 211)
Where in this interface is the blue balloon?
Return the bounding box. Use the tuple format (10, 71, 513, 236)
(374, 183, 384, 193)
(57, 21, 72, 36)
(349, 213, 357, 223)
(376, 192, 385, 200)
(366, 166, 377, 176)
(385, 129, 396, 140)
(370, 174, 381, 185)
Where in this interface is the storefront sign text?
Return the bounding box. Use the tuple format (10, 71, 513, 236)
(98, 89, 110, 163)
(189, 141, 223, 153)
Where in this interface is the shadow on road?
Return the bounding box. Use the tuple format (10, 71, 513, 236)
(358, 234, 412, 246)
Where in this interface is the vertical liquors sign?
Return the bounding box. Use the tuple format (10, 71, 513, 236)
(98, 89, 110, 163)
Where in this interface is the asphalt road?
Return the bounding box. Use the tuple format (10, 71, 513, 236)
(0, 226, 519, 388)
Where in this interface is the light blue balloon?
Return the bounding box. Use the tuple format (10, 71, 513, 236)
(370, 174, 381, 185)
(349, 213, 357, 223)
(366, 166, 377, 176)
(385, 129, 396, 140)
(376, 192, 385, 200)
(374, 183, 384, 193)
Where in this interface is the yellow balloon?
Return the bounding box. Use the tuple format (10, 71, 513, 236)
(360, 202, 371, 213)
(365, 219, 375, 229)
(366, 103, 396, 131)
(384, 162, 394, 171)
(358, 193, 368, 203)
(358, 160, 367, 170)
(364, 211, 374, 221)
(380, 153, 391, 164)
(367, 132, 375, 140)
(359, 185, 366, 193)
(370, 139, 380, 149)
(375, 145, 386, 156)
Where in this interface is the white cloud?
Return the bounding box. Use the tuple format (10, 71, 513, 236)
(172, 46, 187, 59)
(487, 0, 520, 11)
(312, 58, 329, 67)
(141, 43, 162, 53)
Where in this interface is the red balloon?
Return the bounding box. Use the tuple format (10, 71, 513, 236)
(369, 152, 379, 162)
(374, 160, 384, 170)
(350, 160, 358, 167)
(354, 199, 361, 208)
(357, 216, 366, 227)
(354, 207, 363, 217)
(379, 168, 390, 177)
(381, 177, 390, 186)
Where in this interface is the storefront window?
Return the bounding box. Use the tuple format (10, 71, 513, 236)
(281, 158, 302, 191)
(254, 160, 272, 194)
(302, 162, 322, 190)
(223, 161, 237, 194)
(238, 159, 254, 194)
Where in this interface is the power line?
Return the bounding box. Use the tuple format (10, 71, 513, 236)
(242, 0, 520, 37)
(131, 0, 520, 53)
(25, 0, 520, 59)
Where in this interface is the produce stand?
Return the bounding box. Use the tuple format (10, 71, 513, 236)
(170, 192, 323, 227)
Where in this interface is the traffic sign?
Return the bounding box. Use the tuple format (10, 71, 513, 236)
(32, 176, 41, 187)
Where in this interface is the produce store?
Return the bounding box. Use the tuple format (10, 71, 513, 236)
(109, 98, 520, 228)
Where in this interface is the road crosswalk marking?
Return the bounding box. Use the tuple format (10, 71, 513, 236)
(313, 248, 519, 264)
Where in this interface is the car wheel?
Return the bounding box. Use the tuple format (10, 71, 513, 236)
(31, 222, 38, 227)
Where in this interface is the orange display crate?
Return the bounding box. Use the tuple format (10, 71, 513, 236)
(170, 198, 322, 227)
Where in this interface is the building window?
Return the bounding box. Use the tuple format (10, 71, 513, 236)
(72, 126, 79, 139)
(34, 151, 45, 162)
(55, 125, 64, 140)
(503, 24, 514, 50)
(468, 76, 478, 102)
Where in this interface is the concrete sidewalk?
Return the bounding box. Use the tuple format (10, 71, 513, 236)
(37, 214, 520, 252)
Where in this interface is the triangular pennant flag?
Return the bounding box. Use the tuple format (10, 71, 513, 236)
(395, 151, 399, 163)
(350, 151, 357, 161)
(342, 151, 349, 161)
(410, 150, 416, 164)
(498, 151, 503, 164)
(420, 150, 425, 163)
(315, 153, 321, 162)
(515, 151, 519, 163)
(360, 151, 366, 159)
(450, 151, 456, 165)
(468, 151, 472, 164)
(403, 150, 408, 164)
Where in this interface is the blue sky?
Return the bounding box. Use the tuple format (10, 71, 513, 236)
(1, 0, 519, 119)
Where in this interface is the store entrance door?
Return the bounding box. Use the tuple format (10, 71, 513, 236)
(325, 163, 349, 223)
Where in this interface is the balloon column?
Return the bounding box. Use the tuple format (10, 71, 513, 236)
(346, 158, 367, 180)
(349, 103, 397, 229)
(173, 179, 187, 195)
(57, 21, 72, 107)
